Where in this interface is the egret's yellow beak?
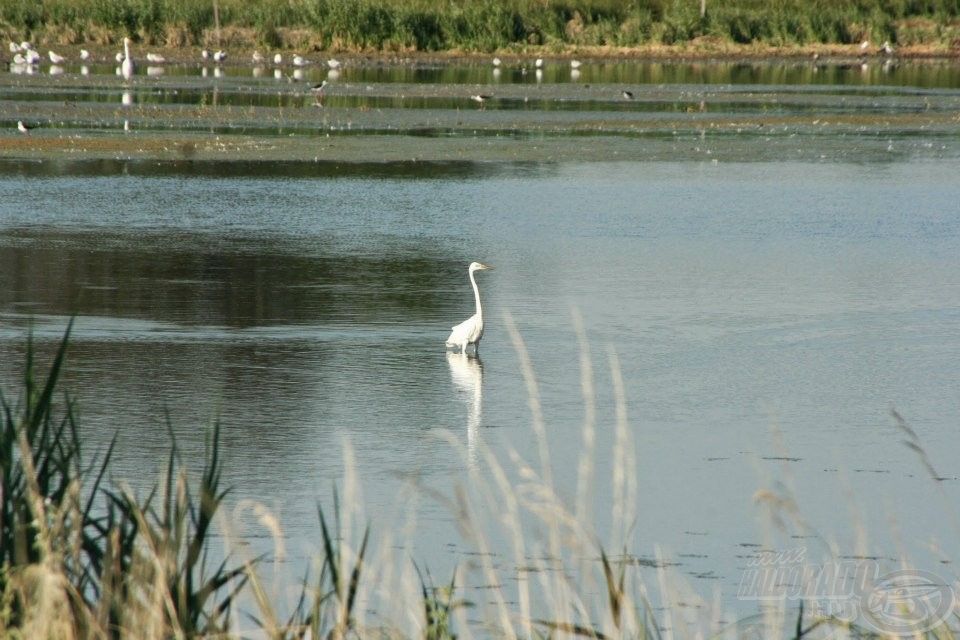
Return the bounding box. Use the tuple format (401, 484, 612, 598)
(478, 263, 494, 270)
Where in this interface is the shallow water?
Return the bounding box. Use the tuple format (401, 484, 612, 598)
(2, 58, 960, 624)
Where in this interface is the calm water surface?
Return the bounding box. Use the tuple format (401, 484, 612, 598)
(2, 59, 960, 621)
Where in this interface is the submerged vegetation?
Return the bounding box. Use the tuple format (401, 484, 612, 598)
(1, 0, 960, 53)
(2, 322, 959, 638)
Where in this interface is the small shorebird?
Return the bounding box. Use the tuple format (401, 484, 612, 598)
(622, 90, 634, 100)
(80, 49, 90, 60)
(115, 51, 124, 63)
(311, 80, 328, 105)
(17, 120, 34, 135)
(25, 49, 41, 64)
(470, 94, 491, 109)
(13, 53, 25, 65)
(48, 50, 65, 64)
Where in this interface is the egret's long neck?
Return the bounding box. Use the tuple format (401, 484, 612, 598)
(469, 269, 482, 319)
(124, 40, 130, 59)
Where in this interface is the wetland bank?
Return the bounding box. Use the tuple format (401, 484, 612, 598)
(3, 49, 960, 638)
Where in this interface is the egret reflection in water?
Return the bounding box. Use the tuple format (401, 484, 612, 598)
(446, 352, 483, 465)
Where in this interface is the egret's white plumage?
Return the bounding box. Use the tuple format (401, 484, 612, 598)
(146, 52, 165, 63)
(213, 49, 226, 63)
(80, 49, 90, 60)
(48, 50, 65, 64)
(446, 262, 493, 354)
(121, 37, 134, 78)
(273, 53, 282, 65)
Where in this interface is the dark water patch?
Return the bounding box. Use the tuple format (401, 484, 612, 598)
(0, 157, 542, 179)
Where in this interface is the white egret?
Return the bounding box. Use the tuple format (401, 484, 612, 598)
(80, 49, 90, 60)
(445, 262, 494, 354)
(201, 48, 210, 60)
(213, 49, 226, 63)
(535, 57, 543, 68)
(25, 49, 41, 64)
(292, 54, 306, 66)
(48, 50, 65, 64)
(273, 53, 282, 64)
(570, 59, 581, 68)
(492, 57, 501, 67)
(121, 37, 134, 78)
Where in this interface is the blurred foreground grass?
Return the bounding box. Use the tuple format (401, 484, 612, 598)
(2, 319, 958, 638)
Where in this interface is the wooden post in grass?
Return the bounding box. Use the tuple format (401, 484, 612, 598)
(700, 0, 706, 18)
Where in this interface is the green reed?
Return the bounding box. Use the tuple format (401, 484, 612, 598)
(1, 0, 958, 51)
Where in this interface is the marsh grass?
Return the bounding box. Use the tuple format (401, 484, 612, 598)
(2, 320, 960, 639)
(1, 0, 959, 51)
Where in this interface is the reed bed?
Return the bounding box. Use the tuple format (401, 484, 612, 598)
(1, 0, 959, 52)
(2, 318, 958, 639)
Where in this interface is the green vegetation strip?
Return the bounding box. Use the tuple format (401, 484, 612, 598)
(2, 0, 960, 52)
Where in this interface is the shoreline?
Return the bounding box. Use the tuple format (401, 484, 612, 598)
(6, 41, 960, 67)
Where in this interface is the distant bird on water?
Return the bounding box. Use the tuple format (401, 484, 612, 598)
(622, 90, 634, 100)
(79, 48, 90, 60)
(327, 58, 341, 69)
(859, 40, 871, 54)
(292, 54, 307, 67)
(48, 50, 65, 64)
(213, 50, 227, 63)
(535, 57, 543, 68)
(570, 59, 582, 69)
(492, 57, 501, 67)
(146, 52, 165, 63)
(252, 50, 264, 64)
(273, 53, 282, 65)
(881, 40, 895, 56)
(470, 94, 491, 109)
(17, 120, 35, 135)
(446, 262, 494, 355)
(201, 49, 210, 60)
(311, 80, 328, 104)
